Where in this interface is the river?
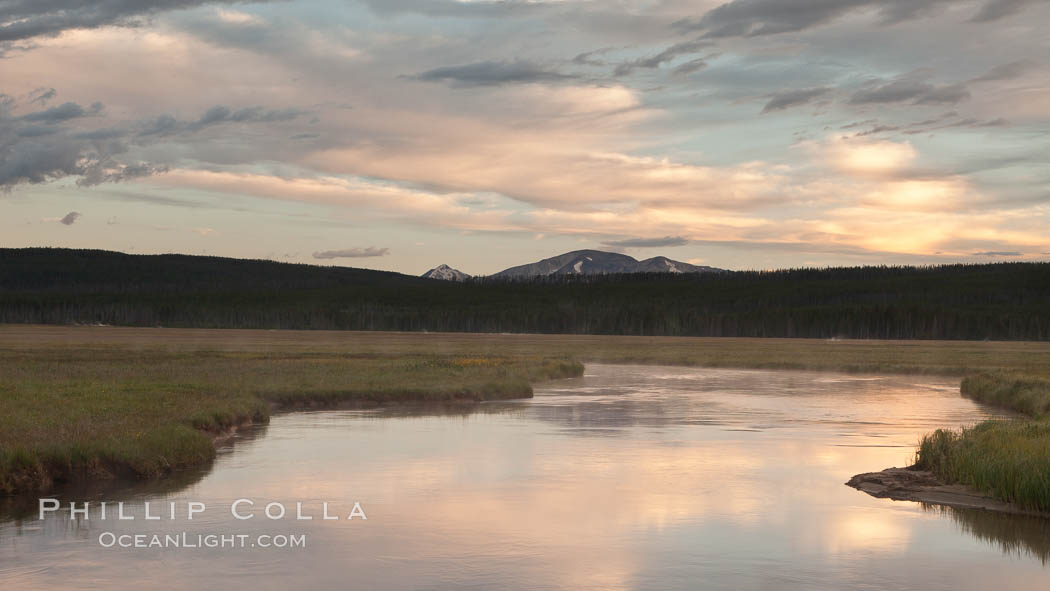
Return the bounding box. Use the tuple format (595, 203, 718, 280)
(2, 365, 1048, 590)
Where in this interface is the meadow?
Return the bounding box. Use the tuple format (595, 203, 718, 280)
(0, 327, 585, 494)
(2, 325, 1049, 503)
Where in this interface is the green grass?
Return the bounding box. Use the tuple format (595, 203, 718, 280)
(915, 372, 1050, 513)
(0, 347, 582, 495)
(917, 421, 1050, 513)
(960, 372, 1050, 417)
(8, 325, 1050, 375)
(4, 325, 1050, 501)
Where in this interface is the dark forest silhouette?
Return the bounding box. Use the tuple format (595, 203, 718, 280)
(2, 248, 1048, 340)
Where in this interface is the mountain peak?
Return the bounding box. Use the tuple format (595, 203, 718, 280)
(422, 264, 471, 281)
(492, 250, 722, 278)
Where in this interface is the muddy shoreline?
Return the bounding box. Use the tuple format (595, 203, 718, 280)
(847, 467, 1050, 518)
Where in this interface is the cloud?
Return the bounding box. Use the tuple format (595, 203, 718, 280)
(572, 47, 615, 67)
(677, 0, 1037, 38)
(843, 112, 1012, 137)
(138, 114, 181, 137)
(0, 95, 168, 191)
(312, 247, 390, 259)
(135, 105, 308, 137)
(28, 87, 56, 105)
(614, 39, 712, 76)
(602, 236, 690, 248)
(840, 119, 878, 130)
(151, 162, 1050, 262)
(814, 136, 918, 177)
(676, 0, 955, 37)
(3, 3, 1046, 266)
(60, 211, 80, 225)
(913, 83, 971, 105)
(974, 250, 1022, 256)
(970, 0, 1039, 22)
(192, 105, 306, 128)
(78, 161, 168, 187)
(762, 87, 831, 113)
(675, 0, 1039, 38)
(414, 61, 578, 87)
(672, 58, 710, 76)
(849, 78, 970, 105)
(359, 0, 546, 18)
(310, 140, 785, 212)
(98, 190, 211, 209)
(854, 124, 900, 136)
(20, 101, 103, 122)
(970, 60, 1035, 83)
(0, 0, 281, 43)
(16, 125, 61, 138)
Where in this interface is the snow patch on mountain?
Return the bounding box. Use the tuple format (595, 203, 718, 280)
(493, 250, 722, 278)
(422, 264, 471, 281)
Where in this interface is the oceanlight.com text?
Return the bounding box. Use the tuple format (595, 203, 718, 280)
(97, 532, 308, 549)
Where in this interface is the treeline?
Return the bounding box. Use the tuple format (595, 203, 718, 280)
(2, 248, 1049, 340)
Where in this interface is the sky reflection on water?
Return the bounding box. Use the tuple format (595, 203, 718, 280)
(1, 366, 1047, 590)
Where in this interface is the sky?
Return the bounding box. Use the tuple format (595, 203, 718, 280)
(1, 0, 1048, 275)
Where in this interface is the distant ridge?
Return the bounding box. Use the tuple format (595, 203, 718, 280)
(1, 248, 1048, 340)
(422, 264, 471, 281)
(492, 249, 722, 278)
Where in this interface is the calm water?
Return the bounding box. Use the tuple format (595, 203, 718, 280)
(3, 365, 1049, 590)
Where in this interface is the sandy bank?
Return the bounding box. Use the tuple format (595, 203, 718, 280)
(847, 467, 1050, 518)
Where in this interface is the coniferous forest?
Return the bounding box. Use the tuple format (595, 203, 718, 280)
(2, 248, 1048, 340)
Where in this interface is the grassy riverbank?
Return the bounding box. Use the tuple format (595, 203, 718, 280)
(3, 325, 1050, 497)
(0, 343, 582, 495)
(916, 373, 1050, 512)
(960, 373, 1050, 417)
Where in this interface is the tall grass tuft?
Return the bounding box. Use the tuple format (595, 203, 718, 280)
(915, 372, 1050, 513)
(917, 421, 1050, 513)
(961, 372, 1050, 417)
